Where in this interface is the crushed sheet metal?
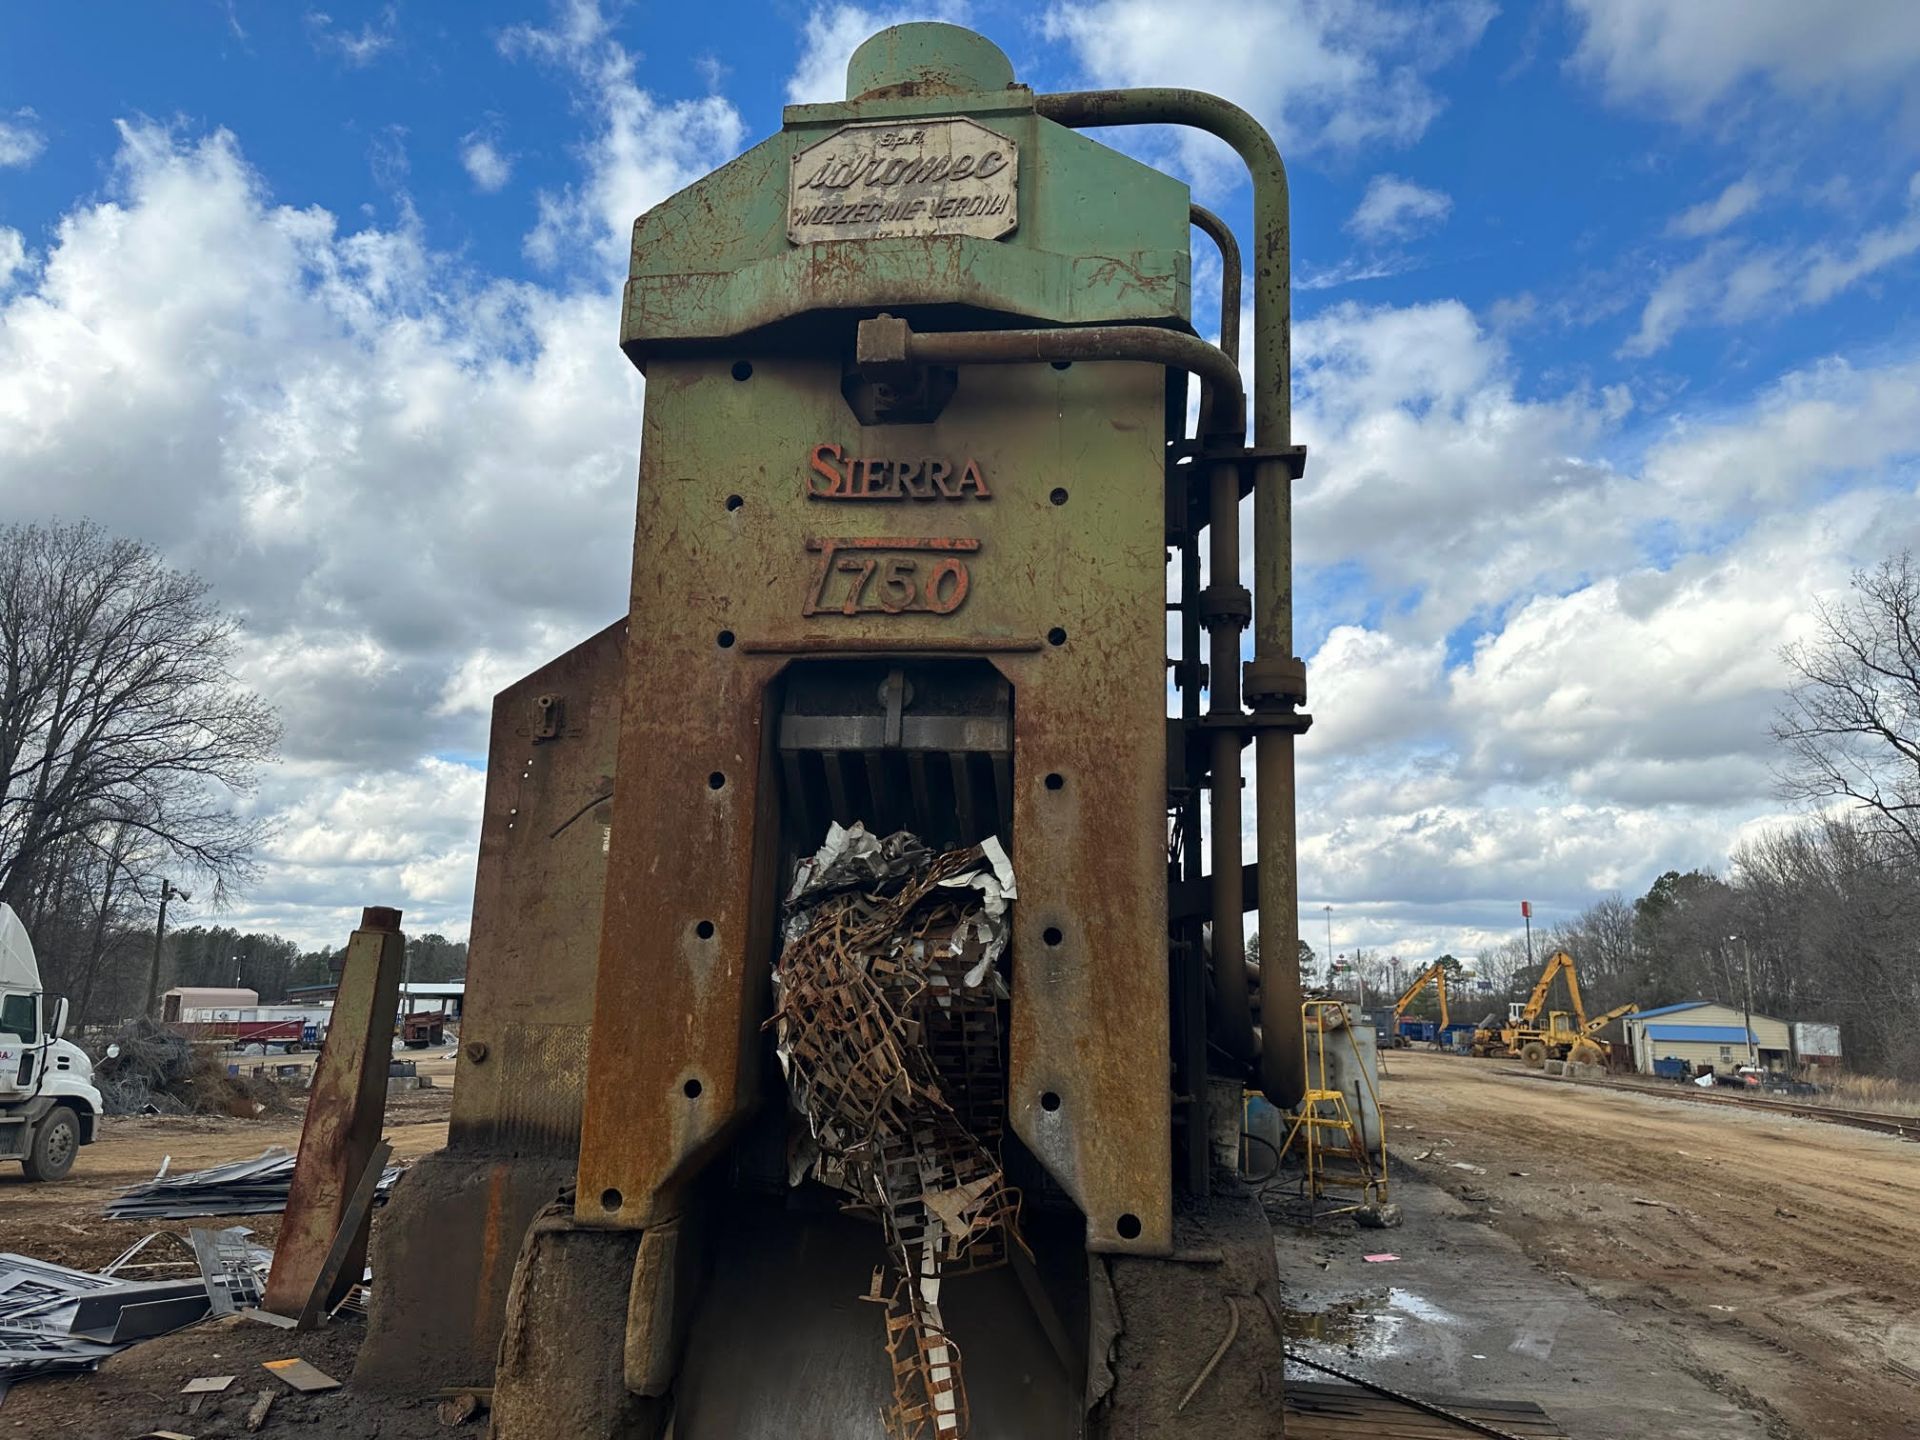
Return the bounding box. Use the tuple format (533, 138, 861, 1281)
(0, 1251, 220, 1395)
(189, 1228, 274, 1317)
(105, 1147, 403, 1220)
(773, 822, 1024, 1439)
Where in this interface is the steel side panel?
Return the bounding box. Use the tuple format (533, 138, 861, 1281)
(575, 356, 1171, 1252)
(448, 623, 623, 1158)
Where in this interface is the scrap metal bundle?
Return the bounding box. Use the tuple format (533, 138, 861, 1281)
(772, 822, 1022, 1440)
(0, 1228, 283, 1402)
(105, 1146, 403, 1220)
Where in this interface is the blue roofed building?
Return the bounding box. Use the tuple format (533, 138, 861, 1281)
(1623, 1001, 1793, 1077)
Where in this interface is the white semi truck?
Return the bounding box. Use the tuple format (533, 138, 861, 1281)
(0, 902, 105, 1180)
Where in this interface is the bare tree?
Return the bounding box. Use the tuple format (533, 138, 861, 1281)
(0, 521, 280, 921)
(1774, 552, 1920, 864)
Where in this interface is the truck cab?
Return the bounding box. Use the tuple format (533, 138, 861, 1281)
(0, 902, 105, 1180)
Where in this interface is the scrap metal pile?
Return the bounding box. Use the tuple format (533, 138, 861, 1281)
(0, 1229, 271, 1402)
(772, 822, 1022, 1440)
(105, 1147, 403, 1221)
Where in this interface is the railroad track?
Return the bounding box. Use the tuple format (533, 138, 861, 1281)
(1498, 1067, 1920, 1142)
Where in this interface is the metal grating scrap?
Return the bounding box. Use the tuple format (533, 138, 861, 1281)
(104, 1147, 403, 1220)
(772, 821, 1023, 1440)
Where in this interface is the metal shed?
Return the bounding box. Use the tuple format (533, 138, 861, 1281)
(1625, 1001, 1792, 1076)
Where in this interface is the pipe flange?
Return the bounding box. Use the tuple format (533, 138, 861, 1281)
(1244, 655, 1306, 707)
(1197, 583, 1252, 627)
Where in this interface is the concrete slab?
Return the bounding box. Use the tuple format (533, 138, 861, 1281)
(1269, 1170, 1769, 1440)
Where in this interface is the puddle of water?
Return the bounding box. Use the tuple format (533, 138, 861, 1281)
(1276, 1287, 1458, 1360)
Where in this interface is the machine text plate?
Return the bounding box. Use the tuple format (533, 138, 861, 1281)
(790, 118, 1017, 244)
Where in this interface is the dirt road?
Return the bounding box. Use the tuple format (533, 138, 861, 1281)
(0, 1085, 452, 1272)
(1383, 1051, 1920, 1440)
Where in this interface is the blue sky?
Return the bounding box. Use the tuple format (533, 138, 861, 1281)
(4, 1, 1920, 964)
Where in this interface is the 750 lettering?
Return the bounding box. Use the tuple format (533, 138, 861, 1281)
(801, 537, 977, 617)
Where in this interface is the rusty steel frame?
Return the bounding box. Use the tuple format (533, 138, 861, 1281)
(1036, 86, 1308, 1108)
(262, 906, 405, 1321)
(576, 354, 1175, 1261)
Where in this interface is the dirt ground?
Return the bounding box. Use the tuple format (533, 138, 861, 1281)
(1380, 1050, 1920, 1440)
(1, 1056, 458, 1438)
(8, 1045, 1919, 1436)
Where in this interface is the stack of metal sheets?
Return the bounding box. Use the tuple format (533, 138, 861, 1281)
(0, 1254, 199, 1400)
(104, 1147, 403, 1220)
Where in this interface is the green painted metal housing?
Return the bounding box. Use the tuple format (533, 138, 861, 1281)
(620, 31, 1191, 361)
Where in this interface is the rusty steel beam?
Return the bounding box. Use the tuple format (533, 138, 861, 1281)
(262, 906, 405, 1321)
(1035, 86, 1308, 1107)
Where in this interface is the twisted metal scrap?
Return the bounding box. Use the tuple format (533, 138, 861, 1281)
(773, 825, 1021, 1439)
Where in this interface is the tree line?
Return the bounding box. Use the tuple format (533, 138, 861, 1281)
(1472, 555, 1920, 1079)
(0, 519, 468, 1026)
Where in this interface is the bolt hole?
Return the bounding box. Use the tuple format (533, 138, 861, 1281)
(1043, 926, 1064, 947)
(726, 494, 744, 511)
(1050, 487, 1069, 506)
(601, 1188, 623, 1212)
(1045, 772, 1064, 791)
(708, 771, 726, 790)
(696, 919, 715, 940)
(1116, 1213, 1143, 1240)
(1047, 627, 1067, 647)
(683, 1078, 703, 1099)
(717, 630, 736, 648)
(1040, 1090, 1062, 1112)
(731, 360, 753, 381)
(1050, 359, 1072, 371)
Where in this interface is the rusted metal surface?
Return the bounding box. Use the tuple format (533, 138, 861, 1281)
(358, 624, 623, 1391)
(446, 621, 623, 1158)
(1035, 86, 1308, 1107)
(261, 906, 404, 1320)
(576, 353, 1172, 1255)
(1205, 450, 1255, 1063)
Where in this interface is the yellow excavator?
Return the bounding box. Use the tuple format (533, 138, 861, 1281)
(1472, 950, 1636, 1066)
(1388, 960, 1451, 1048)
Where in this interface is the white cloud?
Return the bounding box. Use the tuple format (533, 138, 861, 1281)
(0, 117, 643, 942)
(1347, 174, 1452, 240)
(787, 3, 971, 105)
(1569, 0, 1920, 118)
(1625, 177, 1920, 354)
(0, 228, 24, 288)
(1262, 293, 1920, 957)
(1668, 176, 1762, 237)
(0, 111, 46, 169)
(461, 135, 513, 192)
(503, 0, 745, 270)
(305, 5, 398, 66)
(1041, 0, 1494, 174)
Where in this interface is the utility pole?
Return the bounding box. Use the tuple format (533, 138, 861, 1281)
(1322, 905, 1333, 987)
(1729, 933, 1756, 1066)
(143, 879, 189, 1019)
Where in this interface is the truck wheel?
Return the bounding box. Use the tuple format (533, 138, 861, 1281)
(1520, 1042, 1547, 1069)
(23, 1106, 79, 1182)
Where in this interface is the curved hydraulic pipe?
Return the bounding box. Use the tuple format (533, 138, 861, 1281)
(859, 318, 1246, 437)
(1038, 87, 1307, 1108)
(1189, 203, 1241, 440)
